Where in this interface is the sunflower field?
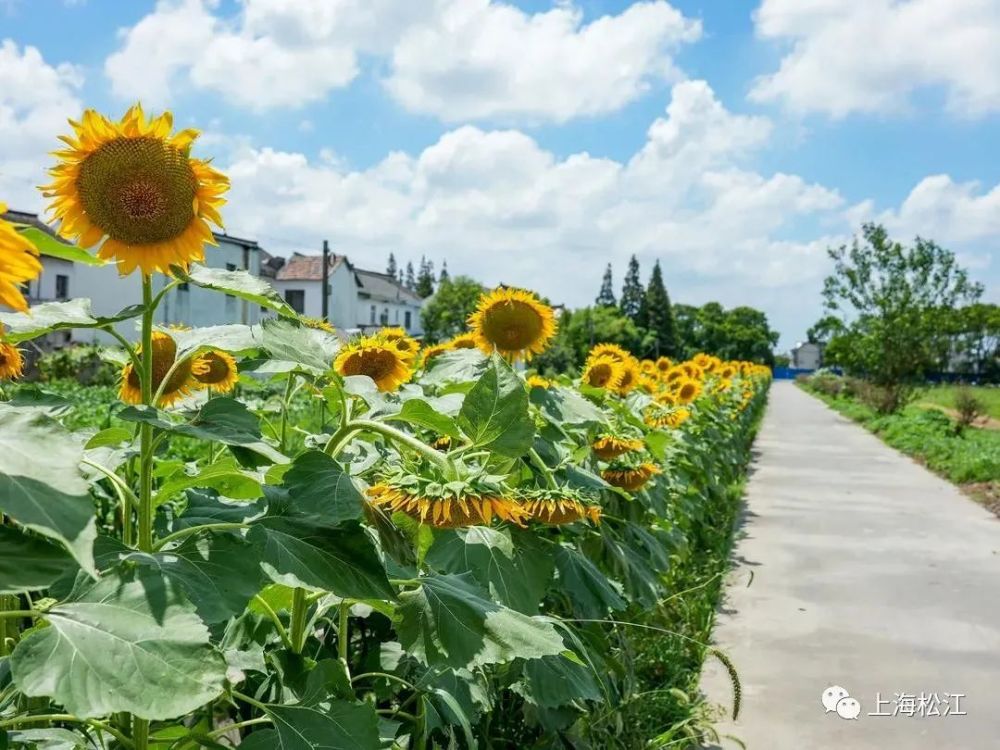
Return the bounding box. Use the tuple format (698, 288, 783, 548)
(0, 106, 770, 749)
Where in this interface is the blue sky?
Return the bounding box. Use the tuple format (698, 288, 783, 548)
(2, 0, 998, 349)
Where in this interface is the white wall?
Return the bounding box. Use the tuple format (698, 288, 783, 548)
(271, 263, 358, 331)
(356, 298, 422, 335)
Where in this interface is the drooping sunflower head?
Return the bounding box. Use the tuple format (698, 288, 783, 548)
(468, 287, 556, 362)
(44, 105, 229, 276)
(601, 462, 662, 492)
(334, 335, 412, 392)
(592, 434, 644, 461)
(366, 475, 528, 528)
(673, 377, 703, 404)
(375, 328, 419, 363)
(192, 349, 239, 393)
(446, 332, 479, 350)
(0, 335, 24, 380)
(119, 330, 199, 407)
(581, 355, 625, 390)
(644, 404, 690, 429)
(586, 342, 629, 366)
(418, 342, 451, 367)
(518, 489, 601, 525)
(526, 374, 552, 390)
(0, 205, 42, 312)
(614, 356, 642, 395)
(301, 316, 334, 333)
(655, 356, 673, 374)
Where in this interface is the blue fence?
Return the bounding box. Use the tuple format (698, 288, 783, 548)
(773, 367, 815, 380)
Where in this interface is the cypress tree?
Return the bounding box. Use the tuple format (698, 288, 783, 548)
(439, 260, 450, 283)
(596, 263, 616, 307)
(405, 262, 416, 289)
(641, 260, 678, 356)
(386, 253, 397, 278)
(416, 256, 436, 298)
(619, 255, 644, 323)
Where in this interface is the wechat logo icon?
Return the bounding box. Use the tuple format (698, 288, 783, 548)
(822, 685, 860, 720)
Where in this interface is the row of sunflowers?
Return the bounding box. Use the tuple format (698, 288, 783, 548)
(0, 105, 769, 749)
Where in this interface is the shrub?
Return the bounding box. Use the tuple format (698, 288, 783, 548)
(954, 386, 984, 429)
(36, 344, 118, 386)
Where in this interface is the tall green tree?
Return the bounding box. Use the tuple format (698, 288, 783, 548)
(639, 260, 677, 357)
(420, 276, 484, 342)
(404, 261, 416, 289)
(439, 260, 450, 283)
(822, 223, 982, 411)
(596, 264, 616, 307)
(619, 255, 644, 323)
(386, 253, 397, 278)
(416, 256, 436, 298)
(533, 305, 644, 374)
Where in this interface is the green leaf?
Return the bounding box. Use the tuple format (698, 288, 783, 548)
(102, 535, 266, 624)
(280, 451, 363, 527)
(395, 573, 564, 669)
(530, 384, 607, 427)
(170, 489, 266, 531)
(255, 318, 341, 374)
(421, 349, 489, 386)
(11, 567, 227, 720)
(173, 263, 296, 317)
(250, 520, 394, 600)
(0, 525, 76, 593)
(457, 355, 535, 458)
(0, 405, 96, 575)
(170, 324, 257, 357)
(6, 727, 93, 749)
(119, 398, 287, 464)
(263, 702, 381, 750)
(425, 528, 553, 614)
(0, 299, 143, 344)
(517, 652, 604, 708)
(386, 398, 462, 439)
(156, 459, 264, 505)
(84, 426, 133, 450)
(16, 225, 104, 266)
(554, 547, 625, 619)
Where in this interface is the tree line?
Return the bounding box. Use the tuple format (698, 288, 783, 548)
(413, 253, 779, 372)
(385, 253, 448, 298)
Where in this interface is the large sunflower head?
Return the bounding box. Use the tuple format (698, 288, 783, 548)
(601, 461, 662, 492)
(581, 355, 625, 390)
(334, 335, 412, 392)
(119, 330, 198, 407)
(366, 476, 528, 528)
(0, 205, 42, 312)
(681, 362, 704, 381)
(518, 489, 601, 525)
(654, 356, 673, 374)
(192, 349, 239, 393)
(44, 105, 229, 276)
(592, 434, 644, 461)
(718, 364, 737, 380)
(673, 377, 703, 404)
(526, 374, 552, 390)
(614, 356, 642, 396)
(0, 333, 24, 380)
(468, 287, 556, 362)
(446, 332, 479, 350)
(663, 365, 687, 385)
(586, 343, 629, 366)
(376, 328, 420, 363)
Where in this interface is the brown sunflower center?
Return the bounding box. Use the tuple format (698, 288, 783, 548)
(586, 362, 614, 387)
(76, 136, 197, 245)
(196, 352, 231, 384)
(480, 301, 543, 350)
(343, 348, 399, 382)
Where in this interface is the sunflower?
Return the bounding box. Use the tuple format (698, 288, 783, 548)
(614, 357, 642, 395)
(586, 343, 629, 365)
(581, 355, 625, 390)
(192, 349, 239, 393)
(432, 435, 452, 451)
(119, 331, 199, 407)
(377, 328, 419, 363)
(718, 364, 737, 380)
(419, 342, 451, 367)
(367, 482, 528, 528)
(0, 338, 24, 380)
(662, 365, 687, 385)
(447, 332, 479, 350)
(601, 462, 661, 492)
(301, 316, 334, 333)
(640, 359, 656, 375)
(644, 405, 690, 429)
(673, 377, 703, 404)
(469, 287, 556, 362)
(592, 434, 644, 461)
(0, 206, 42, 312)
(44, 105, 229, 276)
(334, 336, 412, 392)
(526, 374, 552, 390)
(654, 356, 673, 375)
(518, 490, 601, 525)
(681, 362, 704, 381)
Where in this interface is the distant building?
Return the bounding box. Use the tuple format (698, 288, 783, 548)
(790, 341, 823, 370)
(266, 252, 424, 336)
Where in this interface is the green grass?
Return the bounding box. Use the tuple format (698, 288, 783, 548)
(802, 386, 1000, 484)
(917, 384, 1000, 420)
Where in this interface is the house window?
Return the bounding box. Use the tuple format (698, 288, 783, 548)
(225, 263, 236, 297)
(380, 307, 389, 325)
(285, 289, 305, 314)
(404, 311, 412, 330)
(178, 282, 190, 291)
(370, 305, 376, 325)
(394, 309, 399, 323)
(55, 274, 69, 300)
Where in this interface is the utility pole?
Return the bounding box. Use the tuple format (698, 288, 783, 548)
(321, 239, 330, 322)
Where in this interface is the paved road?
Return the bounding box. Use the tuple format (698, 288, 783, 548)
(700, 381, 1000, 749)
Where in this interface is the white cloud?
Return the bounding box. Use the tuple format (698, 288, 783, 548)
(751, 0, 1000, 117)
(0, 40, 82, 209)
(104, 0, 701, 120)
(385, 0, 701, 122)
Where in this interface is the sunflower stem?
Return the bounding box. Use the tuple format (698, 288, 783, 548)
(137, 274, 155, 553)
(528, 448, 558, 489)
(326, 419, 455, 475)
(289, 587, 308, 654)
(278, 374, 296, 454)
(132, 716, 148, 750)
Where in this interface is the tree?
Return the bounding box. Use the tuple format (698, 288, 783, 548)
(822, 223, 982, 411)
(806, 315, 845, 345)
(639, 260, 677, 357)
(596, 264, 616, 307)
(416, 256, 436, 298)
(533, 305, 644, 374)
(619, 255, 644, 324)
(386, 253, 397, 278)
(420, 276, 484, 342)
(404, 262, 416, 290)
(948, 303, 1000, 379)
(439, 260, 450, 283)
(716, 306, 779, 366)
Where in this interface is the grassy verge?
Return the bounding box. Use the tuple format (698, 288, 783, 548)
(800, 383, 1000, 514)
(916, 384, 1000, 422)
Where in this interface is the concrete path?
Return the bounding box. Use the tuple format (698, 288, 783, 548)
(700, 381, 1000, 749)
